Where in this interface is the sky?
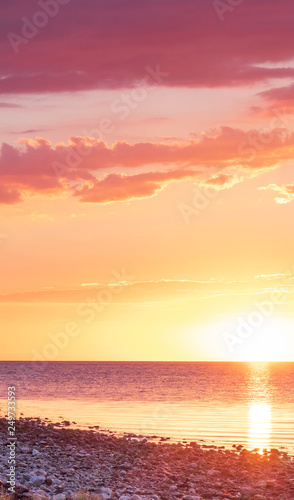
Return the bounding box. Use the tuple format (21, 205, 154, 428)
(1, 0, 294, 361)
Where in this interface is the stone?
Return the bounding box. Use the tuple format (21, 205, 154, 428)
(15, 486, 30, 495)
(121, 462, 131, 470)
(34, 492, 49, 500)
(20, 446, 31, 453)
(207, 469, 217, 476)
(266, 479, 276, 487)
(31, 475, 45, 487)
(0, 415, 290, 500)
(100, 487, 113, 498)
(187, 463, 198, 470)
(240, 486, 254, 498)
(256, 481, 266, 488)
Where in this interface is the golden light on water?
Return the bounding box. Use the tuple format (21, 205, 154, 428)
(248, 402, 272, 453)
(246, 363, 273, 453)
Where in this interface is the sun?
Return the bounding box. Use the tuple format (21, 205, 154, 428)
(237, 317, 290, 362)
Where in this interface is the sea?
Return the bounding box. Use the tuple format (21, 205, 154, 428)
(0, 361, 293, 454)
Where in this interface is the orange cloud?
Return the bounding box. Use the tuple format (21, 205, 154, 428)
(75, 169, 202, 203)
(260, 183, 294, 204)
(1, 126, 294, 204)
(202, 173, 240, 189)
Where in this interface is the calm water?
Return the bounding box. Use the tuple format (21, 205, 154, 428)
(0, 361, 293, 453)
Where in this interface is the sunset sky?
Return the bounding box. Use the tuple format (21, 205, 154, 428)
(1, 0, 294, 361)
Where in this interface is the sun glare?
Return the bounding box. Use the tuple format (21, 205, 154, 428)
(248, 403, 272, 453)
(236, 318, 290, 362)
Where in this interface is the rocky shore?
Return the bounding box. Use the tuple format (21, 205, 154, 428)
(0, 417, 293, 500)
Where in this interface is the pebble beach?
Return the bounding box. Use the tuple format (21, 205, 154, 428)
(0, 417, 293, 500)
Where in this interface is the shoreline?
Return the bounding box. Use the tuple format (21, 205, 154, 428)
(0, 417, 293, 500)
(1, 398, 292, 454)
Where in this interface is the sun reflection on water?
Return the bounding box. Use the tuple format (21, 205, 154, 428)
(248, 402, 272, 453)
(246, 363, 273, 453)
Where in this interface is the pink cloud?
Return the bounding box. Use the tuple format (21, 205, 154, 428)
(0, 102, 22, 108)
(258, 83, 294, 115)
(0, 184, 22, 204)
(1, 0, 294, 94)
(1, 126, 294, 204)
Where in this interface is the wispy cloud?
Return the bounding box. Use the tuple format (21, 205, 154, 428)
(260, 183, 294, 204)
(9, 129, 51, 135)
(1, 275, 294, 303)
(0, 102, 22, 108)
